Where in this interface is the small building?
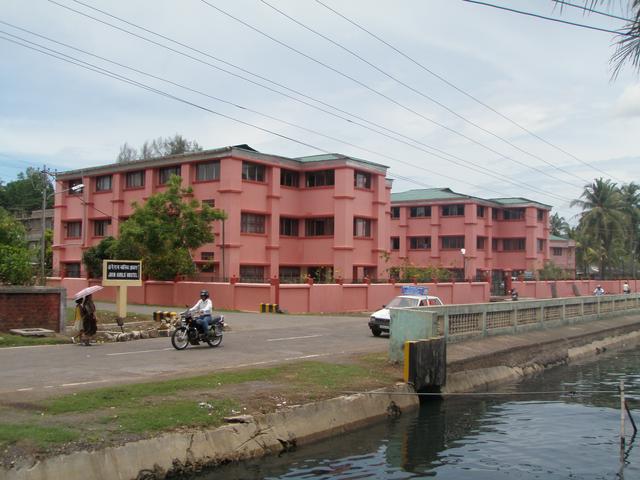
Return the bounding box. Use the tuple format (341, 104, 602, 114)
(15, 209, 54, 250)
(549, 234, 577, 276)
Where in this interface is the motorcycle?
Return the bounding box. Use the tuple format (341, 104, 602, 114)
(171, 309, 225, 350)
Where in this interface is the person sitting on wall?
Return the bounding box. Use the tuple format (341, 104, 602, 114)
(510, 288, 519, 301)
(623, 281, 631, 294)
(593, 285, 605, 296)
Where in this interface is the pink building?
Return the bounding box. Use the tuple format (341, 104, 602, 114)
(549, 234, 577, 274)
(52, 145, 573, 286)
(53, 145, 391, 282)
(389, 188, 553, 287)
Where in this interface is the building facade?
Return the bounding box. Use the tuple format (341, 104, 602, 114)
(53, 145, 574, 283)
(53, 145, 391, 282)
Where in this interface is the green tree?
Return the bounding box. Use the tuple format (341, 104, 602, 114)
(549, 212, 570, 237)
(554, 1, 640, 76)
(117, 134, 203, 163)
(571, 178, 625, 279)
(0, 167, 53, 214)
(82, 236, 117, 279)
(110, 176, 226, 280)
(619, 182, 640, 276)
(0, 207, 33, 285)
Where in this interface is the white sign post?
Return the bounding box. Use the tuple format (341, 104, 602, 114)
(102, 260, 143, 319)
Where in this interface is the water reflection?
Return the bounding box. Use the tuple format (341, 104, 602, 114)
(191, 348, 640, 479)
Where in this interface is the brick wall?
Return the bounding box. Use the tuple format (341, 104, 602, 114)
(0, 287, 66, 333)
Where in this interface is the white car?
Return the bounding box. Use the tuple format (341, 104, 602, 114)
(368, 294, 443, 337)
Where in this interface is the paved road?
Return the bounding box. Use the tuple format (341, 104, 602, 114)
(0, 311, 385, 400)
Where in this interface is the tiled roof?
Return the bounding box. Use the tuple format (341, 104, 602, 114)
(490, 197, 552, 209)
(295, 153, 388, 169)
(391, 188, 471, 202)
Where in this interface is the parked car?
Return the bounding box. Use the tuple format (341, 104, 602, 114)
(368, 290, 443, 337)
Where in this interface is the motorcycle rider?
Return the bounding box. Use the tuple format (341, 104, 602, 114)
(189, 290, 214, 336)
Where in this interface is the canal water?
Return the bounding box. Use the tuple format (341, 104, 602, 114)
(191, 347, 640, 479)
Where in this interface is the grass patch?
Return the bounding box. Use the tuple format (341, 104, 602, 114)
(44, 368, 281, 414)
(109, 398, 239, 433)
(0, 424, 79, 448)
(0, 333, 69, 348)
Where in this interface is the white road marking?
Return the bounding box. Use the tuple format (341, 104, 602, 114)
(106, 348, 173, 356)
(60, 380, 109, 387)
(267, 334, 323, 342)
(16, 387, 34, 392)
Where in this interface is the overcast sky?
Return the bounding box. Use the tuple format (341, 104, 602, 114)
(1, 0, 639, 222)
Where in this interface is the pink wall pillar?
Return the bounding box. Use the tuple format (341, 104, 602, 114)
(333, 168, 355, 278)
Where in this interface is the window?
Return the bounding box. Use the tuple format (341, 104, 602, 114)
(353, 218, 371, 238)
(390, 237, 400, 250)
(126, 170, 145, 188)
(95, 175, 112, 192)
(241, 213, 266, 234)
(409, 236, 431, 249)
(242, 162, 265, 182)
(280, 169, 299, 187)
(477, 236, 487, 250)
(65, 221, 81, 238)
(354, 171, 371, 189)
(441, 204, 465, 216)
(305, 169, 334, 187)
(68, 178, 83, 194)
(201, 199, 215, 208)
(158, 166, 181, 185)
(305, 217, 334, 236)
(409, 206, 431, 218)
(477, 206, 485, 218)
(93, 219, 110, 237)
(492, 238, 499, 251)
(200, 252, 215, 272)
(279, 266, 301, 283)
(492, 208, 500, 220)
(391, 207, 400, 219)
(441, 236, 465, 249)
(196, 161, 220, 181)
(64, 262, 81, 278)
(240, 265, 265, 282)
(537, 238, 546, 253)
(537, 209, 545, 221)
(503, 238, 526, 251)
(552, 247, 563, 256)
(201, 252, 214, 261)
(280, 217, 299, 236)
(503, 208, 525, 220)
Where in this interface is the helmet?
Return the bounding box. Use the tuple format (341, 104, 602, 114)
(200, 290, 209, 298)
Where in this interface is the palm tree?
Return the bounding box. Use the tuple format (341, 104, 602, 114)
(571, 178, 626, 279)
(554, 1, 640, 76)
(549, 213, 570, 236)
(619, 182, 640, 277)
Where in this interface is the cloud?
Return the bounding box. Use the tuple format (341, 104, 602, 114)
(613, 84, 640, 118)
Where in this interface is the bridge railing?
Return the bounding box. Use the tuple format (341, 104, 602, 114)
(388, 294, 640, 362)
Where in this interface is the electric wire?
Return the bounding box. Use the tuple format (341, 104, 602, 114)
(27, 4, 579, 203)
(463, 0, 640, 38)
(200, 0, 586, 189)
(0, 26, 558, 203)
(260, 0, 590, 186)
(314, 0, 625, 183)
(553, 0, 635, 23)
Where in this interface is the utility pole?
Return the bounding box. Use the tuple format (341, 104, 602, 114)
(40, 165, 52, 286)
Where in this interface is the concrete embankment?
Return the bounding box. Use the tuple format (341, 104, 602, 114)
(4, 314, 640, 480)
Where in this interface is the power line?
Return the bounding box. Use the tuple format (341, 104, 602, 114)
(0, 27, 574, 206)
(200, 0, 585, 190)
(552, 1, 635, 23)
(463, 0, 639, 38)
(260, 0, 590, 186)
(34, 3, 578, 202)
(314, 0, 625, 183)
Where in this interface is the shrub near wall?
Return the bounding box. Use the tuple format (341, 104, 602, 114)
(0, 287, 65, 332)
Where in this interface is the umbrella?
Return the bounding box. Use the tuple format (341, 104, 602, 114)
(73, 285, 104, 301)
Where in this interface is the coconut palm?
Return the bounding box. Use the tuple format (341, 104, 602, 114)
(619, 182, 640, 276)
(554, 1, 640, 76)
(549, 212, 570, 237)
(570, 178, 626, 278)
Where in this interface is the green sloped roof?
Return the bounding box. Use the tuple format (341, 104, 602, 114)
(391, 188, 471, 202)
(549, 234, 570, 241)
(295, 153, 388, 169)
(490, 197, 552, 209)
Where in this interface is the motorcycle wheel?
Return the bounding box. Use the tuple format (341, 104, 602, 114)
(171, 327, 189, 350)
(206, 333, 223, 348)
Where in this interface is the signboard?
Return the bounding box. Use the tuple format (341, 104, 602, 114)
(401, 285, 427, 296)
(102, 260, 142, 286)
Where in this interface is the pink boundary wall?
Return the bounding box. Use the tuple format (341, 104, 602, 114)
(46, 278, 640, 313)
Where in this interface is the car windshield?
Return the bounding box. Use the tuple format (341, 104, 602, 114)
(386, 297, 419, 308)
